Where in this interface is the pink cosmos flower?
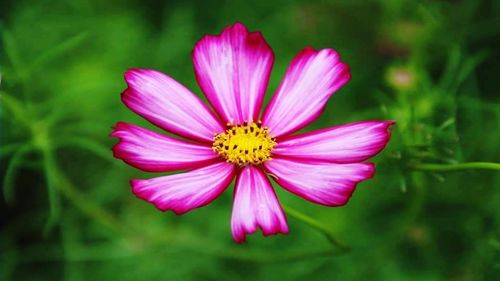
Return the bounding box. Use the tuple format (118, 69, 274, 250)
(112, 23, 393, 243)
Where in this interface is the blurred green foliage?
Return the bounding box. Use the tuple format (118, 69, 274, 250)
(1, 0, 499, 280)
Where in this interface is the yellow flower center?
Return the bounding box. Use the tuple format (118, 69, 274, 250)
(212, 121, 276, 166)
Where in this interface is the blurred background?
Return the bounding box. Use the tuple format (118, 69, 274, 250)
(1, 0, 499, 280)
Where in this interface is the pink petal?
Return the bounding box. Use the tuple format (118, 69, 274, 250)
(264, 158, 374, 206)
(262, 47, 350, 137)
(122, 69, 224, 142)
(111, 122, 219, 172)
(273, 121, 394, 163)
(231, 165, 288, 243)
(131, 162, 235, 214)
(193, 22, 274, 124)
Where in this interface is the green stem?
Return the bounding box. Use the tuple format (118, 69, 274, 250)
(282, 205, 350, 252)
(44, 150, 127, 235)
(411, 162, 500, 172)
(41, 149, 61, 235)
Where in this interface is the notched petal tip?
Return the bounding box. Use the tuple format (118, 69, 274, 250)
(220, 22, 248, 34)
(385, 120, 397, 130)
(232, 220, 289, 243)
(364, 162, 376, 179)
(110, 121, 129, 135)
(119, 87, 134, 108)
(123, 68, 141, 84)
(131, 179, 186, 215)
(110, 122, 131, 157)
(192, 22, 274, 124)
(376, 120, 396, 149)
(232, 225, 289, 244)
(193, 22, 273, 54)
(123, 68, 154, 82)
(335, 60, 352, 83)
(193, 22, 249, 48)
(130, 178, 169, 213)
(334, 162, 376, 207)
(230, 166, 288, 243)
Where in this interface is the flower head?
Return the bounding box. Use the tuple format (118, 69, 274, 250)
(112, 22, 394, 243)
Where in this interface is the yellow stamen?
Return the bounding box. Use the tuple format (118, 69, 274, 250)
(212, 121, 276, 166)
